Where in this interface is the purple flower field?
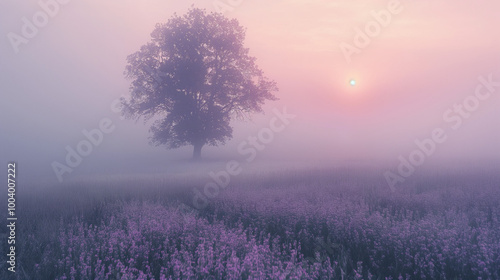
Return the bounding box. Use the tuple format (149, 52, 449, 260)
(2, 168, 500, 279)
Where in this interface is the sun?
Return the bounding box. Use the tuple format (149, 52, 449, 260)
(350, 79, 356, 86)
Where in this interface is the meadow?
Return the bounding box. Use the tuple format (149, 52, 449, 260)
(1, 167, 499, 279)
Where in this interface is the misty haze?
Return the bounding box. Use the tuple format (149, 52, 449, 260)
(1, 1, 500, 279)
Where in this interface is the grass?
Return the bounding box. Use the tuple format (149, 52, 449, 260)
(1, 167, 499, 279)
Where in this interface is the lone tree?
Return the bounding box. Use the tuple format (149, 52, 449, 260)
(122, 8, 278, 159)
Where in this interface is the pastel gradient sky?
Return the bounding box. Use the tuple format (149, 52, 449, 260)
(1, 0, 499, 182)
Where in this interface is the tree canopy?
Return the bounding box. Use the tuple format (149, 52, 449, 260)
(122, 8, 278, 159)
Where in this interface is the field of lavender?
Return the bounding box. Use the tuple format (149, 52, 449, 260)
(2, 168, 500, 279)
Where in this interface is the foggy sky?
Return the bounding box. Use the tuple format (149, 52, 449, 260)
(1, 0, 499, 184)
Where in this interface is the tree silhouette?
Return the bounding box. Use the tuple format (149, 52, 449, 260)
(122, 8, 278, 160)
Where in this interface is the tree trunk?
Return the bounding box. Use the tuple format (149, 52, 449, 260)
(193, 143, 203, 160)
